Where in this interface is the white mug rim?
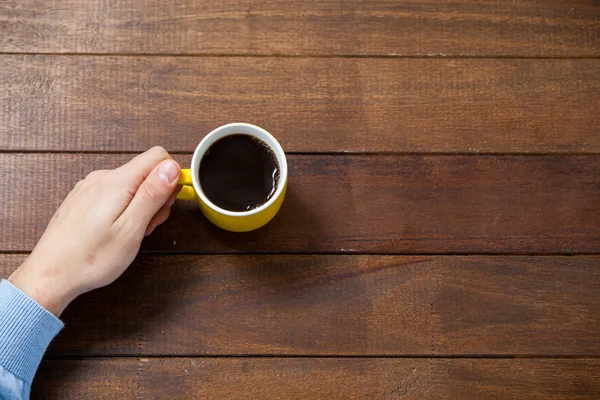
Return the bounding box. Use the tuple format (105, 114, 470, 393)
(189, 123, 288, 217)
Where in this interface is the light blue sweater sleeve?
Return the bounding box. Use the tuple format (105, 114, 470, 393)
(0, 279, 63, 400)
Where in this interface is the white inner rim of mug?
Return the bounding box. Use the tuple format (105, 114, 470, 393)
(190, 123, 288, 217)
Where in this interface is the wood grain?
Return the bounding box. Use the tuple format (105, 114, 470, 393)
(34, 358, 138, 399)
(1, 153, 599, 254)
(33, 357, 600, 399)
(1, 0, 599, 56)
(3, 254, 599, 356)
(1, 56, 599, 153)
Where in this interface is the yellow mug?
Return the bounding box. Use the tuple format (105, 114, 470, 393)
(176, 123, 288, 232)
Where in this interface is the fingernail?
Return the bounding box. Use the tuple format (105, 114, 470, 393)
(157, 160, 179, 184)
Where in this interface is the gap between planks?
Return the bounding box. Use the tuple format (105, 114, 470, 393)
(42, 355, 600, 360)
(1, 52, 600, 59)
(3, 251, 600, 256)
(3, 150, 600, 156)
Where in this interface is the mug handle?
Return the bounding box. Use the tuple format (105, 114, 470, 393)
(176, 169, 196, 201)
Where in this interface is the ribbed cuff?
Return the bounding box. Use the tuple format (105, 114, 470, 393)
(0, 279, 63, 385)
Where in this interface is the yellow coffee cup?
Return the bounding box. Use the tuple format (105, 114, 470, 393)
(176, 123, 288, 232)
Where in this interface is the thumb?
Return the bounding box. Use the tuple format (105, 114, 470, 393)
(121, 159, 180, 229)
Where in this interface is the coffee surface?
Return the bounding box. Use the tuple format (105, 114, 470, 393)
(200, 134, 279, 212)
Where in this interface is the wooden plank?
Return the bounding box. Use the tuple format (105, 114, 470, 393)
(33, 358, 600, 399)
(1, 154, 599, 254)
(2, 0, 599, 56)
(33, 358, 137, 399)
(3, 255, 599, 356)
(1, 56, 599, 153)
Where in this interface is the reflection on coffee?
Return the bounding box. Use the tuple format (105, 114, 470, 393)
(199, 134, 279, 212)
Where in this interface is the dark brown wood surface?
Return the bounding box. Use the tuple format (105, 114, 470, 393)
(1, 0, 599, 56)
(33, 358, 600, 399)
(2, 254, 599, 356)
(1, 153, 599, 254)
(1, 56, 599, 153)
(3, 0, 600, 397)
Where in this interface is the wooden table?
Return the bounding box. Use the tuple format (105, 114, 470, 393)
(1, 1, 600, 398)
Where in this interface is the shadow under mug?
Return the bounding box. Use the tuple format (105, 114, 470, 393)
(176, 123, 288, 232)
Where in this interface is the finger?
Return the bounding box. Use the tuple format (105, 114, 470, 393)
(119, 159, 180, 230)
(166, 191, 178, 207)
(47, 182, 79, 229)
(46, 177, 87, 230)
(66, 169, 111, 208)
(144, 205, 171, 236)
(62, 169, 111, 208)
(113, 146, 171, 188)
(85, 169, 111, 184)
(54, 175, 88, 216)
(64, 179, 85, 203)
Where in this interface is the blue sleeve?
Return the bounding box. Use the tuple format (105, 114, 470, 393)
(0, 279, 63, 400)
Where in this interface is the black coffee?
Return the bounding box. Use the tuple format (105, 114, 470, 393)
(199, 134, 279, 212)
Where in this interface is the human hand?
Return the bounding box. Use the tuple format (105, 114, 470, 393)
(8, 147, 180, 317)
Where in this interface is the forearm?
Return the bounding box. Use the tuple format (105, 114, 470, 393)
(0, 279, 63, 399)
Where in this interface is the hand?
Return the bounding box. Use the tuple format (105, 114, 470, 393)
(8, 147, 180, 317)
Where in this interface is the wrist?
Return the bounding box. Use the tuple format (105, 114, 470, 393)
(8, 263, 75, 318)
